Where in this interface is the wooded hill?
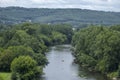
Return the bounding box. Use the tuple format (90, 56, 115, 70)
(0, 7, 120, 26)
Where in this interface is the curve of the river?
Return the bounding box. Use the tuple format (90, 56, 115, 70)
(42, 45, 108, 80)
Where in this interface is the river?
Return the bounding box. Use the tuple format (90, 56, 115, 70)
(42, 45, 108, 80)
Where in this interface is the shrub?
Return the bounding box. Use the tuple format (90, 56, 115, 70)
(11, 56, 43, 80)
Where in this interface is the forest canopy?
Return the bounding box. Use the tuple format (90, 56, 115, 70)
(0, 23, 73, 80)
(72, 25, 120, 78)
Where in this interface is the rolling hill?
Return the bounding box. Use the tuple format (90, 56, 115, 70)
(0, 7, 120, 26)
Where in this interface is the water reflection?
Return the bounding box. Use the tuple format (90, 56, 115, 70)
(42, 45, 108, 80)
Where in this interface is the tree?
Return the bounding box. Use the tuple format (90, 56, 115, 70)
(33, 53, 48, 67)
(51, 31, 67, 45)
(72, 25, 120, 76)
(11, 56, 43, 80)
(0, 46, 34, 71)
(0, 45, 48, 72)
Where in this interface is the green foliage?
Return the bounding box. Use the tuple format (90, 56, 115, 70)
(0, 23, 72, 73)
(110, 25, 120, 32)
(107, 71, 118, 78)
(51, 31, 67, 45)
(77, 53, 96, 68)
(0, 45, 48, 72)
(11, 56, 43, 80)
(52, 24, 73, 43)
(4, 29, 47, 53)
(33, 54, 48, 67)
(37, 34, 52, 46)
(0, 22, 73, 80)
(0, 46, 34, 71)
(72, 25, 120, 77)
(0, 37, 4, 47)
(1, 30, 15, 48)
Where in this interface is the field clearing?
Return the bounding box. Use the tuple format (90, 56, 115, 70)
(0, 72, 11, 80)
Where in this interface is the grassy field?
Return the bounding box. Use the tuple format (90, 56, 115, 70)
(0, 72, 11, 80)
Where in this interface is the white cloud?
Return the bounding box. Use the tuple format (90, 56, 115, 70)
(0, 0, 15, 6)
(0, 0, 120, 12)
(31, 0, 58, 3)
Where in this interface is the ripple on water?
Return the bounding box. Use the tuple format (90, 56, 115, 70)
(42, 45, 108, 80)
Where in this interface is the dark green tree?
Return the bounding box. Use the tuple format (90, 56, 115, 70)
(11, 56, 43, 80)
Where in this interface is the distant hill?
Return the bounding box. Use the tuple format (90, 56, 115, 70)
(0, 7, 120, 26)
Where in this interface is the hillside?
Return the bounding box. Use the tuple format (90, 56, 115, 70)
(0, 7, 120, 26)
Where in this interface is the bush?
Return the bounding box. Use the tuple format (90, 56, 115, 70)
(11, 56, 43, 80)
(0, 46, 34, 72)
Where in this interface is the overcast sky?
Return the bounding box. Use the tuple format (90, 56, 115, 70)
(0, 0, 120, 12)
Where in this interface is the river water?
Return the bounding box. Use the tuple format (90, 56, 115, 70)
(42, 45, 108, 80)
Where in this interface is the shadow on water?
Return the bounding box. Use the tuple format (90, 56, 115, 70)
(41, 45, 109, 80)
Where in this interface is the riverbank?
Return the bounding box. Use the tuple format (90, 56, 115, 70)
(72, 26, 120, 80)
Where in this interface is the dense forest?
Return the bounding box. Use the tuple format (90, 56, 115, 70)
(72, 25, 120, 78)
(0, 23, 73, 80)
(0, 7, 120, 26)
(1, 21, 120, 80)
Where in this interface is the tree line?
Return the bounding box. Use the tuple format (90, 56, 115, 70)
(0, 23, 73, 80)
(1, 7, 120, 25)
(72, 25, 120, 78)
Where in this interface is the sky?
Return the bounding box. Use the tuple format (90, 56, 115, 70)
(0, 0, 120, 12)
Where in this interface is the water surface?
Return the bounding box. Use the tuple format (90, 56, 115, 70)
(42, 45, 108, 80)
